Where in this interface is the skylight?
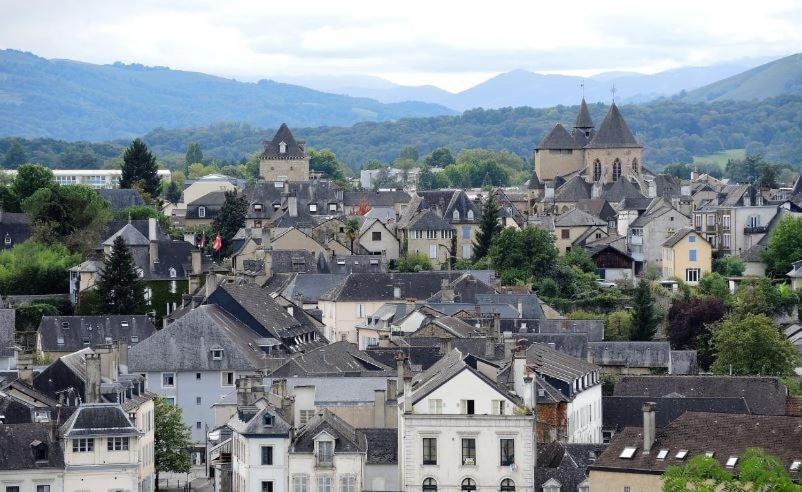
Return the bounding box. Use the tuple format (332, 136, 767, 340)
(675, 450, 688, 460)
(619, 447, 637, 459)
(726, 456, 738, 468)
(656, 449, 669, 460)
(791, 460, 801, 471)
(705, 451, 715, 458)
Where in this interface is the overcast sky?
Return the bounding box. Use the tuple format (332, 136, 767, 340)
(2, 0, 801, 92)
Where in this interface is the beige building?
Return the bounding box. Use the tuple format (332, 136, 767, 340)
(359, 218, 400, 259)
(269, 227, 329, 256)
(259, 124, 310, 182)
(661, 228, 712, 285)
(553, 208, 608, 255)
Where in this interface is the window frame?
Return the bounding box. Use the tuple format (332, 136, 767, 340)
(162, 372, 175, 388)
(461, 437, 476, 465)
(500, 438, 515, 466)
(107, 436, 129, 451)
(72, 437, 94, 453)
(422, 437, 437, 465)
(221, 371, 235, 387)
(261, 445, 274, 465)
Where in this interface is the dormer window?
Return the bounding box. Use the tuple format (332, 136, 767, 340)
(254, 203, 263, 212)
(198, 206, 207, 218)
(279, 141, 287, 154)
(56, 336, 64, 345)
(31, 441, 48, 461)
(4, 234, 11, 246)
(211, 349, 223, 360)
(467, 210, 474, 220)
(136, 268, 144, 278)
(82, 337, 90, 346)
(131, 335, 139, 343)
(317, 439, 334, 466)
(262, 414, 274, 426)
(168, 267, 177, 278)
(309, 204, 318, 213)
(452, 210, 460, 221)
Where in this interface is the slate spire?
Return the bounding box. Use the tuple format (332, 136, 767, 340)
(586, 103, 642, 149)
(574, 98, 594, 130)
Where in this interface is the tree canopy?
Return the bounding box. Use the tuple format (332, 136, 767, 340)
(96, 235, 147, 315)
(0, 242, 81, 295)
(309, 148, 346, 180)
(120, 138, 161, 199)
(154, 396, 192, 488)
(631, 278, 660, 341)
(710, 313, 801, 376)
(761, 214, 802, 277)
(474, 192, 502, 260)
(211, 190, 247, 257)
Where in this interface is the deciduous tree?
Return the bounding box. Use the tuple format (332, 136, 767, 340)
(154, 396, 192, 490)
(711, 314, 800, 376)
(762, 215, 802, 277)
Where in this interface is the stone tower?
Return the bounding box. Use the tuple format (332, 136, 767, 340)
(583, 103, 643, 184)
(259, 123, 310, 182)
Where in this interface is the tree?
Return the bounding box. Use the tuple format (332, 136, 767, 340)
(474, 192, 502, 260)
(631, 278, 659, 341)
(2, 141, 27, 168)
(344, 218, 360, 254)
(711, 314, 801, 376)
(604, 310, 635, 341)
(564, 247, 596, 274)
(309, 148, 345, 180)
(667, 297, 725, 360)
(416, 163, 439, 191)
(489, 226, 559, 284)
(113, 206, 172, 233)
(397, 146, 419, 161)
(120, 139, 161, 199)
(154, 396, 192, 489)
(424, 147, 455, 167)
(734, 277, 797, 317)
(372, 167, 398, 191)
(12, 164, 53, 203)
(663, 454, 733, 492)
(0, 242, 81, 295)
(712, 255, 745, 276)
(184, 142, 203, 175)
(211, 191, 247, 257)
(165, 180, 182, 204)
(96, 236, 147, 315)
(395, 252, 433, 272)
(762, 215, 802, 277)
(697, 272, 731, 301)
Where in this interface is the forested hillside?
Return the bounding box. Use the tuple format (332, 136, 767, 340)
(2, 96, 802, 172)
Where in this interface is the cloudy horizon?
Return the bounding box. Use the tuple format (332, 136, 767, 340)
(1, 0, 801, 92)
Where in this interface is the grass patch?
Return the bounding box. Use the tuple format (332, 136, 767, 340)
(692, 148, 745, 167)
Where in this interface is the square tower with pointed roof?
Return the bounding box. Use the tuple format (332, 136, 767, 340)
(259, 123, 310, 181)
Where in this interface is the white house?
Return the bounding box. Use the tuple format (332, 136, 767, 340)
(398, 349, 536, 491)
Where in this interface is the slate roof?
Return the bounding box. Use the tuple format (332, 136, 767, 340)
(227, 404, 292, 437)
(476, 293, 545, 319)
(535, 442, 606, 492)
(269, 250, 321, 274)
(247, 180, 341, 221)
(428, 274, 498, 304)
(321, 271, 481, 302)
(292, 409, 365, 453)
(271, 273, 348, 304)
(0, 423, 64, 470)
(554, 176, 592, 202)
(360, 428, 398, 464)
(60, 403, 140, 437)
(602, 396, 751, 432)
(511, 333, 589, 359)
(662, 227, 702, 247)
(100, 219, 169, 244)
(344, 190, 410, 208)
(185, 190, 229, 219)
(0, 211, 32, 249)
(407, 209, 454, 231)
(498, 318, 604, 342)
(262, 123, 308, 160)
(38, 315, 156, 353)
(269, 341, 394, 378)
(97, 188, 146, 211)
(590, 412, 802, 477)
(602, 178, 646, 203)
(575, 98, 594, 129)
(537, 124, 580, 150)
(613, 375, 788, 416)
(128, 305, 267, 372)
(526, 342, 598, 385)
(585, 103, 641, 149)
(0, 309, 16, 358)
(588, 342, 672, 369)
(619, 196, 653, 212)
(554, 208, 607, 227)
(102, 223, 149, 246)
(365, 346, 442, 372)
(652, 175, 682, 199)
(575, 199, 617, 221)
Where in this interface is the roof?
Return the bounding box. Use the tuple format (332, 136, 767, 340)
(97, 188, 146, 211)
(407, 209, 453, 231)
(662, 227, 703, 247)
(343, 190, 410, 207)
(272, 273, 348, 304)
(575, 98, 594, 129)
(292, 409, 365, 454)
(227, 404, 292, 437)
(588, 342, 672, 369)
(537, 124, 580, 150)
(554, 207, 607, 227)
(269, 341, 394, 378)
(37, 315, 156, 353)
(527, 342, 598, 385)
(0, 423, 64, 470)
(613, 375, 788, 416)
(321, 271, 483, 303)
(603, 178, 646, 203)
(576, 199, 617, 221)
(603, 396, 751, 432)
(128, 305, 267, 372)
(360, 428, 398, 464)
(535, 442, 606, 492)
(102, 223, 149, 247)
(590, 412, 802, 477)
(585, 103, 642, 149)
(554, 175, 592, 202)
(0, 211, 32, 250)
(262, 123, 308, 160)
(60, 403, 140, 437)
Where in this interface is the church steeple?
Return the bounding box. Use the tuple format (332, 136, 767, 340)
(574, 98, 594, 130)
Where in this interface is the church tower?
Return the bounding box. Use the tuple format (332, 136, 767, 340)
(583, 103, 643, 184)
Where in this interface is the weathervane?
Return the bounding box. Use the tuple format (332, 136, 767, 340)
(581, 82, 585, 98)
(610, 84, 617, 103)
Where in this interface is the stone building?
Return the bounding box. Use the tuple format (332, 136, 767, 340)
(260, 123, 310, 182)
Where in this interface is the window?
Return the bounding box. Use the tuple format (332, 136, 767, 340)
(279, 141, 287, 154)
(748, 215, 761, 228)
(462, 226, 471, 239)
(261, 445, 274, 465)
(631, 158, 638, 173)
(429, 244, 437, 259)
(675, 449, 689, 460)
(108, 437, 129, 451)
(36, 486, 50, 492)
(299, 410, 315, 425)
(689, 249, 697, 261)
(462, 438, 476, 465)
(293, 475, 309, 492)
(339, 475, 356, 492)
(428, 399, 443, 414)
(422, 437, 437, 465)
(131, 335, 139, 343)
(4, 235, 11, 246)
(317, 441, 333, 465)
(164, 397, 175, 406)
(561, 229, 570, 239)
(72, 438, 94, 452)
(212, 349, 223, 360)
(309, 204, 318, 213)
(422, 478, 437, 492)
(198, 206, 206, 218)
(168, 267, 177, 278)
(162, 372, 175, 387)
(619, 446, 637, 459)
(317, 476, 331, 492)
(463, 399, 475, 414)
(723, 233, 731, 248)
(467, 210, 474, 220)
(196, 372, 202, 380)
(196, 421, 202, 429)
(723, 214, 731, 230)
(688, 235, 696, 243)
(790, 460, 801, 471)
(500, 479, 515, 492)
(196, 397, 202, 405)
(222, 371, 234, 386)
(695, 214, 702, 230)
(329, 203, 337, 212)
(726, 456, 738, 468)
(593, 159, 602, 181)
(137, 268, 145, 278)
(254, 203, 263, 211)
(612, 158, 622, 182)
(33, 443, 48, 460)
(57, 335, 64, 345)
(492, 400, 506, 415)
(372, 231, 382, 241)
(262, 482, 274, 492)
(705, 451, 715, 458)
(656, 449, 669, 460)
(462, 244, 472, 259)
(453, 210, 460, 221)
(461, 478, 477, 491)
(500, 438, 515, 466)
(6, 487, 19, 492)
(685, 268, 700, 283)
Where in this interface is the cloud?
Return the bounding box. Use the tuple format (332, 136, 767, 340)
(1, 0, 800, 91)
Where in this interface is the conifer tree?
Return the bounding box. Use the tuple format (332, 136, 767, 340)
(184, 142, 203, 175)
(96, 235, 146, 314)
(631, 277, 659, 341)
(211, 190, 247, 257)
(120, 139, 161, 199)
(473, 192, 501, 260)
(165, 181, 182, 204)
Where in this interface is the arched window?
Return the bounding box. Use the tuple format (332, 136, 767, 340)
(501, 479, 516, 492)
(453, 209, 460, 221)
(461, 479, 477, 492)
(423, 478, 437, 492)
(279, 141, 287, 154)
(593, 159, 601, 182)
(168, 267, 177, 278)
(467, 210, 474, 220)
(631, 158, 638, 174)
(612, 158, 622, 182)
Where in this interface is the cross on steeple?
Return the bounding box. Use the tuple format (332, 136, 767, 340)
(581, 82, 585, 98)
(610, 84, 617, 103)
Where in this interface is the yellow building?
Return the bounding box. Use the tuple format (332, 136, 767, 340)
(259, 123, 310, 182)
(403, 209, 454, 269)
(661, 228, 711, 285)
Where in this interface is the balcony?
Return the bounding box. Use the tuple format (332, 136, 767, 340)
(744, 226, 768, 234)
(706, 225, 717, 232)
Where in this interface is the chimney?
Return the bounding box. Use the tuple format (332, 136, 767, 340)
(395, 352, 407, 400)
(643, 402, 656, 453)
(116, 340, 129, 375)
(378, 332, 391, 348)
(85, 353, 102, 404)
(205, 272, 218, 298)
(373, 389, 387, 428)
(386, 379, 398, 401)
(17, 353, 34, 385)
(271, 378, 287, 398)
(438, 337, 453, 355)
(148, 217, 158, 272)
(403, 375, 412, 414)
(181, 293, 193, 309)
(191, 250, 202, 276)
(288, 193, 298, 217)
(493, 312, 501, 337)
(440, 278, 454, 303)
(517, 298, 524, 317)
(484, 336, 495, 358)
(503, 333, 514, 359)
(192, 295, 204, 309)
(237, 376, 252, 406)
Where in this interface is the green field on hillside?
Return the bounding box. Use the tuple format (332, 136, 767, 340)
(692, 149, 745, 167)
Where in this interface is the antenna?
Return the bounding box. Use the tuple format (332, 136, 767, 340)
(610, 84, 617, 103)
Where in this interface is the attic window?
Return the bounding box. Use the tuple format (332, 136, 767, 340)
(656, 449, 669, 460)
(82, 337, 90, 346)
(105, 337, 113, 343)
(309, 204, 318, 213)
(370, 258, 379, 265)
(273, 203, 281, 210)
(262, 414, 274, 426)
(198, 206, 206, 218)
(329, 203, 337, 212)
(725, 456, 738, 468)
(169, 267, 177, 278)
(337, 259, 346, 265)
(705, 451, 715, 458)
(790, 460, 801, 471)
(121, 321, 129, 328)
(32, 442, 48, 461)
(254, 203, 263, 211)
(619, 447, 637, 459)
(453, 210, 460, 220)
(61, 322, 70, 329)
(131, 335, 139, 343)
(4, 235, 11, 245)
(279, 141, 287, 154)
(57, 336, 64, 345)
(675, 450, 688, 460)
(212, 349, 223, 360)
(467, 210, 474, 220)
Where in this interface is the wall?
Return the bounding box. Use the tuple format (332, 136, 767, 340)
(359, 222, 400, 259)
(588, 470, 663, 492)
(534, 149, 584, 181)
(320, 300, 386, 344)
(63, 435, 140, 491)
(454, 222, 478, 260)
(183, 180, 236, 205)
(583, 148, 643, 184)
(0, 470, 63, 492)
(407, 233, 452, 269)
(412, 369, 515, 415)
(269, 229, 327, 256)
(643, 209, 691, 268)
(554, 225, 589, 255)
(132, 398, 156, 490)
(288, 453, 363, 492)
(365, 464, 399, 492)
(566, 384, 603, 443)
(282, 378, 397, 429)
(260, 158, 310, 182)
(665, 232, 711, 285)
(231, 434, 289, 492)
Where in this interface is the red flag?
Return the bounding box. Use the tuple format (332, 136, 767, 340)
(212, 233, 222, 252)
(198, 233, 206, 249)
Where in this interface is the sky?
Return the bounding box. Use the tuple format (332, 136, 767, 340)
(1, 0, 801, 92)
